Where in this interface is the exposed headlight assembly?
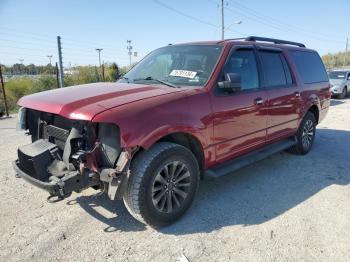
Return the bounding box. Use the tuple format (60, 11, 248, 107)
(16, 107, 27, 131)
(97, 123, 121, 168)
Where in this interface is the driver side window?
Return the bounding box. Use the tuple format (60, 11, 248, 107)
(224, 49, 259, 90)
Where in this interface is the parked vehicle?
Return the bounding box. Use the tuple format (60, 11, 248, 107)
(13, 36, 331, 227)
(328, 69, 350, 99)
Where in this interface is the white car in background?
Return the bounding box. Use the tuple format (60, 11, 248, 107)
(328, 70, 350, 99)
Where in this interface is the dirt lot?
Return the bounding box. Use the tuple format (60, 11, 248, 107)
(0, 98, 349, 262)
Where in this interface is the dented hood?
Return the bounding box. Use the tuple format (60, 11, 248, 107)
(18, 82, 182, 120)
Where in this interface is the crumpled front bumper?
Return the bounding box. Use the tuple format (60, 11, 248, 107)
(12, 139, 101, 199)
(12, 159, 100, 199)
(13, 160, 62, 195)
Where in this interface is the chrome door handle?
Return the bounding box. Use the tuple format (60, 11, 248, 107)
(294, 92, 301, 97)
(255, 97, 264, 105)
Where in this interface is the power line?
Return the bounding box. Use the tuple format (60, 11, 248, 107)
(0, 38, 56, 48)
(151, 0, 245, 37)
(0, 45, 56, 52)
(228, 0, 344, 40)
(223, 0, 345, 44)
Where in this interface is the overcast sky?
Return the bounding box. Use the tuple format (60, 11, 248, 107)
(0, 0, 349, 67)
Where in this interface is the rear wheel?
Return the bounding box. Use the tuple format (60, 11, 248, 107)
(288, 112, 316, 155)
(123, 142, 199, 227)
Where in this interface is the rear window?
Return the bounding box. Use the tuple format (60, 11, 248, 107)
(328, 71, 347, 79)
(259, 51, 293, 87)
(289, 50, 328, 84)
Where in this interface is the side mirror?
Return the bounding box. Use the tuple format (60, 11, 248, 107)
(218, 73, 241, 92)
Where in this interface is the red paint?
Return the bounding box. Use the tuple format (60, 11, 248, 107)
(18, 40, 330, 170)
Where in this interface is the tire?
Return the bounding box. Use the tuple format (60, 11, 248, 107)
(339, 86, 347, 99)
(123, 142, 200, 227)
(288, 112, 316, 155)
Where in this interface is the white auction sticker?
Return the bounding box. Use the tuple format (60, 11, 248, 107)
(170, 70, 197, 79)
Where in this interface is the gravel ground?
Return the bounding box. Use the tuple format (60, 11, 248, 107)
(0, 98, 349, 262)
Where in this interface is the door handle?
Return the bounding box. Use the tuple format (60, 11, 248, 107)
(255, 97, 264, 105)
(294, 91, 301, 98)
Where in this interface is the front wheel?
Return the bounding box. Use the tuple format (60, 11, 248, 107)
(339, 87, 347, 99)
(288, 112, 316, 155)
(123, 142, 200, 227)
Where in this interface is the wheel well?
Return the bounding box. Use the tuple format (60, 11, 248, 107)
(157, 133, 205, 173)
(308, 105, 319, 124)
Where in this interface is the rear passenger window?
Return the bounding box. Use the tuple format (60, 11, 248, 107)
(259, 51, 292, 87)
(289, 50, 328, 84)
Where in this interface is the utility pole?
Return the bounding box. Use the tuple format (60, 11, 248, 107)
(0, 65, 9, 117)
(47, 55, 52, 66)
(57, 36, 64, 88)
(343, 37, 348, 69)
(221, 0, 224, 40)
(127, 40, 133, 66)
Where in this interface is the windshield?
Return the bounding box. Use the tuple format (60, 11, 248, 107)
(119, 45, 223, 87)
(328, 71, 347, 79)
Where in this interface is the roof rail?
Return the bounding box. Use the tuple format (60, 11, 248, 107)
(245, 36, 306, 48)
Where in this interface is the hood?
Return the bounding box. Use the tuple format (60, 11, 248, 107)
(18, 82, 183, 120)
(329, 79, 345, 85)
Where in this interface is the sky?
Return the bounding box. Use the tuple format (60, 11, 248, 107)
(0, 0, 349, 67)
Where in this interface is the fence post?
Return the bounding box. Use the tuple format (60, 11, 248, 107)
(0, 65, 9, 117)
(55, 62, 60, 88)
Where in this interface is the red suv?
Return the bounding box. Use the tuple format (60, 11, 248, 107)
(14, 36, 331, 227)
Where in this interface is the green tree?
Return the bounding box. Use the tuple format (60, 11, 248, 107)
(106, 63, 120, 81)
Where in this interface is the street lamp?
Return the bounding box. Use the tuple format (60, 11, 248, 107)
(225, 20, 242, 31)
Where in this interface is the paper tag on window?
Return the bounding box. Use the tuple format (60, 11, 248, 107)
(170, 70, 197, 79)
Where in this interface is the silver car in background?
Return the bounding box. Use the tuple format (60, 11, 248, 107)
(328, 70, 350, 99)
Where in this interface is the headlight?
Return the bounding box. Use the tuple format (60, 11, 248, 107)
(16, 107, 27, 130)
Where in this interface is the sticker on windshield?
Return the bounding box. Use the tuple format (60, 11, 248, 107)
(170, 70, 197, 79)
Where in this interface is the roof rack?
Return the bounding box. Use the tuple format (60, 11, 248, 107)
(245, 36, 306, 48)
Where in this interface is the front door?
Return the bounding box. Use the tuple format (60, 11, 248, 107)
(211, 47, 268, 164)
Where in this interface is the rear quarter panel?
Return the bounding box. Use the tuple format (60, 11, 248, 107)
(284, 49, 331, 125)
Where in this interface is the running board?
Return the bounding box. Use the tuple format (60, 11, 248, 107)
(205, 137, 297, 179)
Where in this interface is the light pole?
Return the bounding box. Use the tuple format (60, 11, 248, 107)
(47, 55, 53, 66)
(221, 0, 224, 40)
(95, 48, 103, 68)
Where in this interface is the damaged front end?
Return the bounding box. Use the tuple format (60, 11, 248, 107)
(13, 108, 133, 202)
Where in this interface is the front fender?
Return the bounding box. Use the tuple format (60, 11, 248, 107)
(91, 89, 212, 151)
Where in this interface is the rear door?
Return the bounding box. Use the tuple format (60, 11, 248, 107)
(257, 48, 300, 143)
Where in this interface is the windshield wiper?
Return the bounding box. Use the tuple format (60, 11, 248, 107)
(133, 76, 180, 88)
(120, 76, 130, 83)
